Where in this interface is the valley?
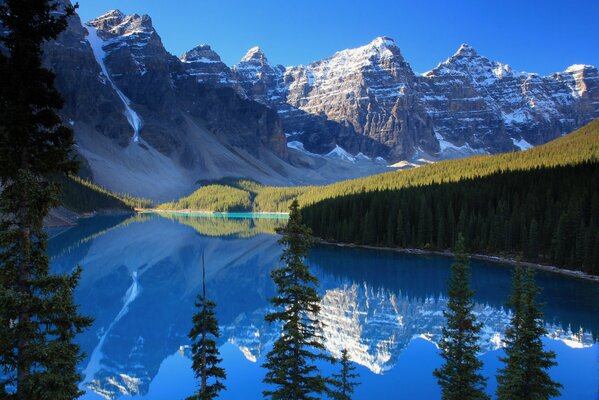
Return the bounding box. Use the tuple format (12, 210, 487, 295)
(2, 1, 598, 399)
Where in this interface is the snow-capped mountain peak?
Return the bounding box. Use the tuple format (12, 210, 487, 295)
(325, 35, 406, 67)
(454, 42, 478, 57)
(89, 10, 155, 41)
(565, 64, 595, 74)
(241, 46, 269, 64)
(181, 44, 223, 64)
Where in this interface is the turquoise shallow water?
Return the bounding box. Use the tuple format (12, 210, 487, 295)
(48, 213, 599, 400)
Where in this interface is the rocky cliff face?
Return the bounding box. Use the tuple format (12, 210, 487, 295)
(231, 38, 598, 160)
(39, 7, 306, 200)
(39, 6, 391, 200)
(83, 10, 288, 160)
(420, 44, 599, 157)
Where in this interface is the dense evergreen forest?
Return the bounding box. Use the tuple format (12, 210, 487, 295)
(58, 175, 152, 212)
(292, 118, 599, 207)
(157, 178, 304, 213)
(158, 119, 599, 213)
(302, 162, 599, 275)
(158, 183, 253, 212)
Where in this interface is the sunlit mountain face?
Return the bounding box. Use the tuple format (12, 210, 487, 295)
(49, 214, 598, 400)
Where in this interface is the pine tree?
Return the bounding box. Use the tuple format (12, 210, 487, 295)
(433, 235, 489, 400)
(496, 266, 526, 399)
(0, 1, 92, 398)
(188, 255, 226, 400)
(263, 200, 331, 399)
(331, 349, 360, 400)
(496, 267, 562, 400)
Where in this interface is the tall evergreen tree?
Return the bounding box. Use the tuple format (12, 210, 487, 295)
(188, 254, 226, 400)
(496, 267, 562, 400)
(496, 266, 525, 399)
(433, 235, 489, 400)
(331, 349, 360, 400)
(263, 200, 331, 400)
(0, 0, 93, 398)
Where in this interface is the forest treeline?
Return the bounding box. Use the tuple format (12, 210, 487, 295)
(302, 162, 599, 275)
(58, 175, 152, 212)
(158, 118, 599, 213)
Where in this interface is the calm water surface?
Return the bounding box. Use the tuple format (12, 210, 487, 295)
(48, 213, 599, 400)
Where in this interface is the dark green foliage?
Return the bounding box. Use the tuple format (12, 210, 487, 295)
(302, 162, 599, 275)
(57, 175, 152, 213)
(433, 236, 489, 400)
(263, 200, 332, 399)
(293, 118, 599, 208)
(0, 1, 93, 397)
(158, 177, 304, 213)
(331, 349, 360, 400)
(160, 184, 252, 212)
(162, 120, 599, 218)
(496, 267, 562, 400)
(188, 256, 226, 400)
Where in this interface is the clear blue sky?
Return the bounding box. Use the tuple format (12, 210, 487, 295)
(76, 0, 598, 75)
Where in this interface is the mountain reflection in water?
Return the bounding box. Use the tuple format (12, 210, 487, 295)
(48, 213, 599, 400)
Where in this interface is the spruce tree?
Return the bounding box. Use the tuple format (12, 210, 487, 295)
(433, 235, 489, 400)
(188, 255, 226, 400)
(0, 1, 92, 398)
(263, 200, 331, 399)
(496, 267, 562, 400)
(496, 266, 525, 400)
(331, 349, 360, 400)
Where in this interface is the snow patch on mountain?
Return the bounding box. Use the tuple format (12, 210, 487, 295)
(511, 137, 533, 150)
(435, 132, 488, 157)
(85, 25, 143, 143)
(326, 145, 357, 162)
(287, 140, 311, 153)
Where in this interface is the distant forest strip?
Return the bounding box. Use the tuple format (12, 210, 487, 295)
(58, 175, 152, 213)
(301, 162, 599, 276)
(291, 117, 599, 207)
(157, 118, 599, 213)
(157, 178, 305, 213)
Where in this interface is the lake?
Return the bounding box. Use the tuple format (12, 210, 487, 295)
(48, 213, 599, 399)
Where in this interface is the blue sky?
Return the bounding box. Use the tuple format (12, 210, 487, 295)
(76, 0, 598, 75)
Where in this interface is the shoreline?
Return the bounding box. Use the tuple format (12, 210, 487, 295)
(318, 240, 599, 283)
(138, 209, 289, 216)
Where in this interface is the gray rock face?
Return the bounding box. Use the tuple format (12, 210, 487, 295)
(420, 44, 599, 156)
(41, 6, 295, 200)
(180, 44, 241, 91)
(42, 7, 133, 147)
(232, 38, 598, 161)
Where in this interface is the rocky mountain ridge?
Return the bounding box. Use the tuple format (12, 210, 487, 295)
(32, 3, 599, 199)
(227, 37, 598, 160)
(41, 6, 389, 200)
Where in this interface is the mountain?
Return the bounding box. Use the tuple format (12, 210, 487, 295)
(32, 3, 598, 200)
(40, 5, 389, 201)
(233, 37, 598, 160)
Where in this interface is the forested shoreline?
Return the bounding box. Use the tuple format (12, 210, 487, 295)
(302, 162, 599, 276)
(153, 118, 599, 214)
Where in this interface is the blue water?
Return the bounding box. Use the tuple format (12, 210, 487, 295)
(48, 213, 599, 400)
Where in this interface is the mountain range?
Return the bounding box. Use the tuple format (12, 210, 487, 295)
(41, 3, 599, 200)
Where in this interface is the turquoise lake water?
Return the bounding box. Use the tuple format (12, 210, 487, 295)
(48, 213, 599, 399)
